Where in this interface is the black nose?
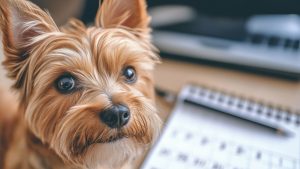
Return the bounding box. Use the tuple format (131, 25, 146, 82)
(100, 104, 130, 128)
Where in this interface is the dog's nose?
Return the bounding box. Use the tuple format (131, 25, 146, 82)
(100, 104, 130, 128)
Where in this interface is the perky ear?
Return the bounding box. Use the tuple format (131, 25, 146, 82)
(95, 0, 150, 31)
(0, 0, 58, 87)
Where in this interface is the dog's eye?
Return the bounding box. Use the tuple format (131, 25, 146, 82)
(123, 66, 137, 83)
(55, 75, 76, 94)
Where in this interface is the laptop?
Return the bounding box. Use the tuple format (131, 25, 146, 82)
(148, 0, 300, 78)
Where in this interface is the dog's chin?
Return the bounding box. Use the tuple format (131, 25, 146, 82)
(83, 138, 145, 169)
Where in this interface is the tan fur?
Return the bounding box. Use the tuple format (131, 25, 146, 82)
(0, 0, 161, 169)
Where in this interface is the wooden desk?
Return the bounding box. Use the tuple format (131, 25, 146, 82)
(154, 58, 300, 113)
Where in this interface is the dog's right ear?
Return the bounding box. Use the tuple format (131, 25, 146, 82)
(95, 0, 150, 32)
(0, 0, 58, 88)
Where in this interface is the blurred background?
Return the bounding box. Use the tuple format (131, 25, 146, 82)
(148, 0, 300, 78)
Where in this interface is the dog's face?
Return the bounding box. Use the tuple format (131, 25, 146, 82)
(0, 0, 161, 168)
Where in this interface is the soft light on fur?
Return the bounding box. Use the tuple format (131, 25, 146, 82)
(0, 0, 162, 168)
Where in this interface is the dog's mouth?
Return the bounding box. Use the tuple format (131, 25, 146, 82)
(93, 132, 130, 144)
(105, 134, 127, 143)
(78, 128, 149, 153)
(71, 130, 149, 156)
(71, 133, 130, 156)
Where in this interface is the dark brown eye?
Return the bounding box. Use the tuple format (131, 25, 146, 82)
(123, 66, 137, 83)
(55, 75, 76, 94)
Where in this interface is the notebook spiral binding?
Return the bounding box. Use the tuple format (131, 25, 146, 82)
(182, 84, 300, 128)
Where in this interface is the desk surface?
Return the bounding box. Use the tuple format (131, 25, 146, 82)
(154, 58, 300, 112)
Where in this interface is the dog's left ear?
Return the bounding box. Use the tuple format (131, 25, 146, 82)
(0, 0, 58, 87)
(95, 0, 150, 32)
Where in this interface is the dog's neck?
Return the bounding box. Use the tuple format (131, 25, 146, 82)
(4, 108, 78, 169)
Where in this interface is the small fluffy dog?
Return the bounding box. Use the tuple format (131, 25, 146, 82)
(0, 0, 162, 168)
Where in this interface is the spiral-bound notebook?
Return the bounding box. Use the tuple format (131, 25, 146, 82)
(141, 85, 300, 169)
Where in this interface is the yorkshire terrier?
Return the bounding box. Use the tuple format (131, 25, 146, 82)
(0, 0, 162, 168)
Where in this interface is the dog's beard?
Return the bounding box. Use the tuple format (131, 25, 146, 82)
(84, 139, 143, 169)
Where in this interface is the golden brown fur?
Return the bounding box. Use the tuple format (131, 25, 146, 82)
(0, 0, 161, 169)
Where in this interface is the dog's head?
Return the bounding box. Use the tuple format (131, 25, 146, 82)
(0, 0, 161, 168)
